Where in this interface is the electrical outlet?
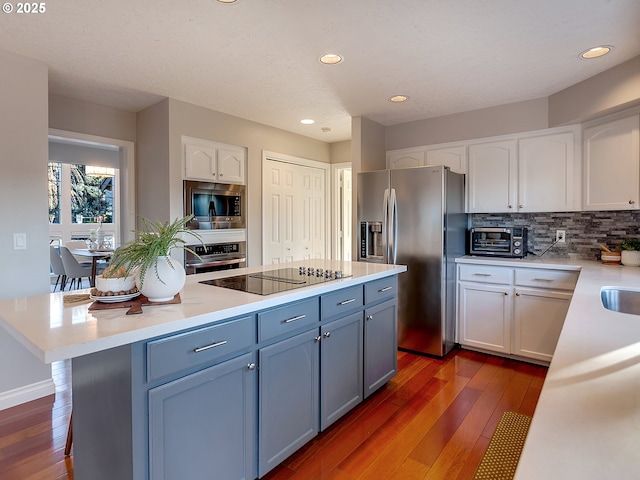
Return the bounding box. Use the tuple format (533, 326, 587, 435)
(556, 230, 566, 243)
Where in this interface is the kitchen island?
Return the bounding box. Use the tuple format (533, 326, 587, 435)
(0, 260, 406, 480)
(457, 256, 640, 479)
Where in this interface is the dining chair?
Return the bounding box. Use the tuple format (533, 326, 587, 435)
(50, 246, 67, 291)
(60, 246, 92, 290)
(65, 240, 92, 266)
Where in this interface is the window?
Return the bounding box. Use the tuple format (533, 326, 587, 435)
(48, 162, 119, 248)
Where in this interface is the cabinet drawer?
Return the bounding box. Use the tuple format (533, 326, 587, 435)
(258, 297, 319, 342)
(515, 268, 578, 291)
(458, 264, 512, 285)
(146, 315, 256, 382)
(364, 276, 398, 304)
(321, 285, 364, 319)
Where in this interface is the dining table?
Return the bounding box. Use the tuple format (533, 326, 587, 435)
(70, 248, 114, 287)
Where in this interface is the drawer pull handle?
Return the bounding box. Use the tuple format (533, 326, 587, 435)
(533, 278, 554, 282)
(338, 298, 356, 305)
(247, 363, 256, 370)
(473, 273, 492, 277)
(315, 335, 322, 343)
(378, 286, 393, 292)
(194, 340, 228, 353)
(366, 315, 373, 321)
(283, 314, 306, 324)
(324, 331, 331, 338)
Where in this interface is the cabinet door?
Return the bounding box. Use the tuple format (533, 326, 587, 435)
(258, 329, 319, 477)
(584, 115, 640, 211)
(320, 312, 363, 431)
(217, 147, 246, 184)
(467, 140, 517, 212)
(458, 282, 511, 354)
(513, 288, 572, 362)
(364, 299, 397, 399)
(425, 145, 467, 174)
(518, 132, 575, 212)
(388, 150, 424, 169)
(148, 352, 256, 480)
(184, 143, 216, 181)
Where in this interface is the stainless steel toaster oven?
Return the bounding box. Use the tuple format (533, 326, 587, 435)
(469, 227, 527, 258)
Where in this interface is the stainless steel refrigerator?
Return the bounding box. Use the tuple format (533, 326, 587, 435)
(357, 165, 467, 357)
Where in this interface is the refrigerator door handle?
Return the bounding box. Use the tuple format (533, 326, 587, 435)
(382, 188, 389, 263)
(390, 188, 398, 264)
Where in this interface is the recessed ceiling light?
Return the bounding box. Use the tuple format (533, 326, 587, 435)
(300, 119, 315, 125)
(217, 0, 237, 3)
(580, 45, 613, 59)
(389, 95, 409, 103)
(319, 54, 343, 65)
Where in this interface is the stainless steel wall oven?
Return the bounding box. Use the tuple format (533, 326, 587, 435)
(184, 241, 246, 275)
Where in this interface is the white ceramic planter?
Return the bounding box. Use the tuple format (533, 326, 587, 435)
(621, 250, 640, 267)
(136, 256, 186, 302)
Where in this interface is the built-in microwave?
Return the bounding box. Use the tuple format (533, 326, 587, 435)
(469, 227, 528, 258)
(184, 180, 245, 230)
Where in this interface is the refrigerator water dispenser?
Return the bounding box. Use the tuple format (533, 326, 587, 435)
(360, 221, 383, 260)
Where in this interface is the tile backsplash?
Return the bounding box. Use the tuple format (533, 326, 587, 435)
(471, 211, 640, 260)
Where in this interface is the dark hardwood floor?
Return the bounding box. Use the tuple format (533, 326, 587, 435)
(0, 348, 546, 480)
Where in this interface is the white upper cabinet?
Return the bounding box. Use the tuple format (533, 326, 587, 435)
(185, 143, 216, 181)
(387, 144, 467, 173)
(425, 145, 467, 174)
(518, 132, 576, 212)
(468, 140, 517, 213)
(216, 147, 246, 184)
(467, 128, 579, 213)
(583, 115, 640, 211)
(184, 137, 246, 185)
(388, 150, 424, 169)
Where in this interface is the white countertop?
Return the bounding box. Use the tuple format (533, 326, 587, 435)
(0, 260, 405, 364)
(458, 255, 640, 479)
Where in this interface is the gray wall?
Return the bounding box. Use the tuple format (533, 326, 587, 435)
(330, 140, 351, 164)
(549, 55, 640, 126)
(0, 49, 52, 401)
(136, 98, 332, 266)
(385, 98, 549, 150)
(49, 94, 136, 142)
(136, 99, 171, 226)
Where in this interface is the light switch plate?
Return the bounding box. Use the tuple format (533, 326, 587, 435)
(13, 233, 27, 250)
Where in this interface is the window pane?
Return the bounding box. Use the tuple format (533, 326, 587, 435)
(48, 162, 61, 224)
(70, 164, 115, 224)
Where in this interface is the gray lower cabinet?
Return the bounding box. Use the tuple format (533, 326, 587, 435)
(148, 351, 257, 480)
(320, 311, 364, 431)
(364, 298, 398, 399)
(258, 328, 320, 477)
(70, 275, 399, 480)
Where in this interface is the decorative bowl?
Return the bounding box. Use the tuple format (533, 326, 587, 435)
(95, 274, 136, 293)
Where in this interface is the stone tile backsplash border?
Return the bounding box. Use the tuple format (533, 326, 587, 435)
(471, 211, 640, 260)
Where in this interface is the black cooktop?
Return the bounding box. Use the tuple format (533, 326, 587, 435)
(199, 267, 350, 295)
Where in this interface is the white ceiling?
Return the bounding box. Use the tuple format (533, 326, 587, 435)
(1, 0, 639, 143)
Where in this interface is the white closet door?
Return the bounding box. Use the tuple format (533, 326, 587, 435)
(263, 159, 326, 265)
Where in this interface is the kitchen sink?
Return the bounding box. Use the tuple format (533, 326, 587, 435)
(601, 287, 640, 315)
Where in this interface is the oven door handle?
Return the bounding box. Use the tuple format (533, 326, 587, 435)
(186, 257, 246, 268)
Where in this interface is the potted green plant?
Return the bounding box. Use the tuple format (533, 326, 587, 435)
(620, 238, 640, 267)
(108, 215, 203, 301)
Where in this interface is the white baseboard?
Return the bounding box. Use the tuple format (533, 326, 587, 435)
(0, 379, 56, 411)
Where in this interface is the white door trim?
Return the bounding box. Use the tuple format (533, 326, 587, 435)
(262, 151, 331, 263)
(331, 163, 352, 261)
(48, 128, 136, 244)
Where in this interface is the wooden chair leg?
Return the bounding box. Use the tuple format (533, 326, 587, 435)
(64, 412, 73, 456)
